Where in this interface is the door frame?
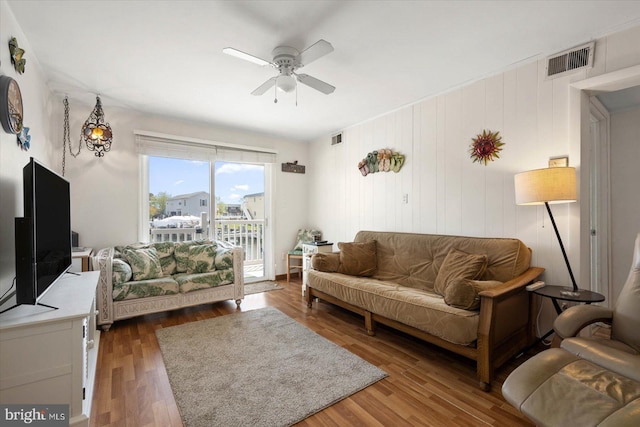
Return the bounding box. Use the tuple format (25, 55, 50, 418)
(588, 96, 611, 303)
(570, 64, 640, 305)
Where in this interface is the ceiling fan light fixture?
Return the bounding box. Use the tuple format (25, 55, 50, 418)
(276, 74, 296, 93)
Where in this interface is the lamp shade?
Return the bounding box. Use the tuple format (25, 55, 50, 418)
(514, 167, 577, 205)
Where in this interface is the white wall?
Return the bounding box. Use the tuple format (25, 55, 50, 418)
(609, 106, 640, 305)
(59, 103, 309, 277)
(308, 25, 640, 330)
(309, 62, 580, 283)
(0, 1, 56, 297)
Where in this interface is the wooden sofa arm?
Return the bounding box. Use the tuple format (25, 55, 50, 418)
(476, 266, 544, 389)
(478, 267, 545, 300)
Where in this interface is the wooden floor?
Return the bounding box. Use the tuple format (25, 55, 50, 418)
(90, 279, 541, 427)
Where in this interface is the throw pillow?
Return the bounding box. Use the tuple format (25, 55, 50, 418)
(187, 244, 217, 274)
(434, 248, 488, 296)
(337, 240, 377, 277)
(293, 229, 322, 251)
(151, 242, 177, 276)
(311, 252, 340, 272)
(214, 247, 234, 270)
(444, 279, 503, 310)
(174, 240, 208, 273)
(122, 247, 163, 281)
(111, 258, 133, 285)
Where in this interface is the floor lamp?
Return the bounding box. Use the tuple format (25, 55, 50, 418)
(514, 167, 579, 295)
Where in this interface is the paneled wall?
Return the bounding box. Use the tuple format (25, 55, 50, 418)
(309, 25, 640, 327)
(309, 59, 579, 288)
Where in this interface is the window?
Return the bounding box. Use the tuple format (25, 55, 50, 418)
(136, 130, 276, 274)
(148, 156, 210, 240)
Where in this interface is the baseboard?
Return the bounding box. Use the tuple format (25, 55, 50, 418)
(275, 273, 303, 281)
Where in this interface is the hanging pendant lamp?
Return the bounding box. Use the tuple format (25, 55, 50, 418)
(82, 96, 113, 157)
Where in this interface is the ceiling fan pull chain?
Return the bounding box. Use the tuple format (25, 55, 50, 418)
(274, 78, 278, 103)
(295, 83, 298, 107)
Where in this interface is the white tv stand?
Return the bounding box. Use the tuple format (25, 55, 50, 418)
(0, 271, 100, 427)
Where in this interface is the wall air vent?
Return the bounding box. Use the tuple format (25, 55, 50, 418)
(545, 42, 594, 79)
(331, 133, 343, 145)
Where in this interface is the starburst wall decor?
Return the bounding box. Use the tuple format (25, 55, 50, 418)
(469, 129, 504, 165)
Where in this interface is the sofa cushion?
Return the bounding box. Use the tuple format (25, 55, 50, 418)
(151, 242, 177, 276)
(354, 231, 531, 292)
(122, 247, 163, 281)
(312, 252, 340, 272)
(434, 248, 488, 296)
(308, 270, 479, 345)
(174, 240, 209, 273)
(187, 244, 217, 274)
(215, 247, 234, 270)
(112, 277, 178, 301)
(111, 258, 133, 285)
(444, 278, 503, 310)
(337, 241, 377, 277)
(175, 269, 235, 293)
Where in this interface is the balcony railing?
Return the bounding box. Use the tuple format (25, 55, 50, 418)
(150, 227, 199, 242)
(149, 217, 265, 277)
(215, 219, 265, 268)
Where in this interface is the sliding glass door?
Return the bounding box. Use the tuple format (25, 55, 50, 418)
(214, 161, 266, 282)
(145, 156, 269, 282)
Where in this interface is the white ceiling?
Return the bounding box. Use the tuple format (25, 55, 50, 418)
(597, 85, 640, 112)
(7, 1, 640, 142)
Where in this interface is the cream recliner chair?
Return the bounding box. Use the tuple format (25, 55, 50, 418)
(502, 233, 640, 427)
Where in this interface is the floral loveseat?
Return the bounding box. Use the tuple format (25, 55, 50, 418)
(93, 240, 244, 331)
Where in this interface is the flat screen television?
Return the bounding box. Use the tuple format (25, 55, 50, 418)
(14, 157, 72, 308)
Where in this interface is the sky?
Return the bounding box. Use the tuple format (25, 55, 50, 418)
(148, 157, 264, 205)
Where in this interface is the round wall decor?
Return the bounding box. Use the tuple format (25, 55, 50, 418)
(0, 75, 24, 134)
(469, 129, 504, 165)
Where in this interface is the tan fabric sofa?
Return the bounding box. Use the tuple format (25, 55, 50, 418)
(306, 230, 544, 390)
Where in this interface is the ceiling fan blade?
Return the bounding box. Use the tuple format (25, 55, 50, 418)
(297, 39, 334, 67)
(223, 47, 272, 66)
(251, 77, 277, 96)
(296, 74, 335, 95)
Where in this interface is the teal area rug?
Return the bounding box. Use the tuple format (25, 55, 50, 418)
(155, 307, 387, 426)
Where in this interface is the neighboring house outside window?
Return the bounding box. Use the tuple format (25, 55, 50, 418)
(165, 191, 210, 217)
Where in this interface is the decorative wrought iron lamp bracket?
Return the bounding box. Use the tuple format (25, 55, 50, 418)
(82, 96, 112, 157)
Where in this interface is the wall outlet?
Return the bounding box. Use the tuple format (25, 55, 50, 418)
(402, 193, 409, 204)
(281, 252, 286, 261)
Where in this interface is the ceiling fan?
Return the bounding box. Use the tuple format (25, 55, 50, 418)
(223, 39, 335, 102)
